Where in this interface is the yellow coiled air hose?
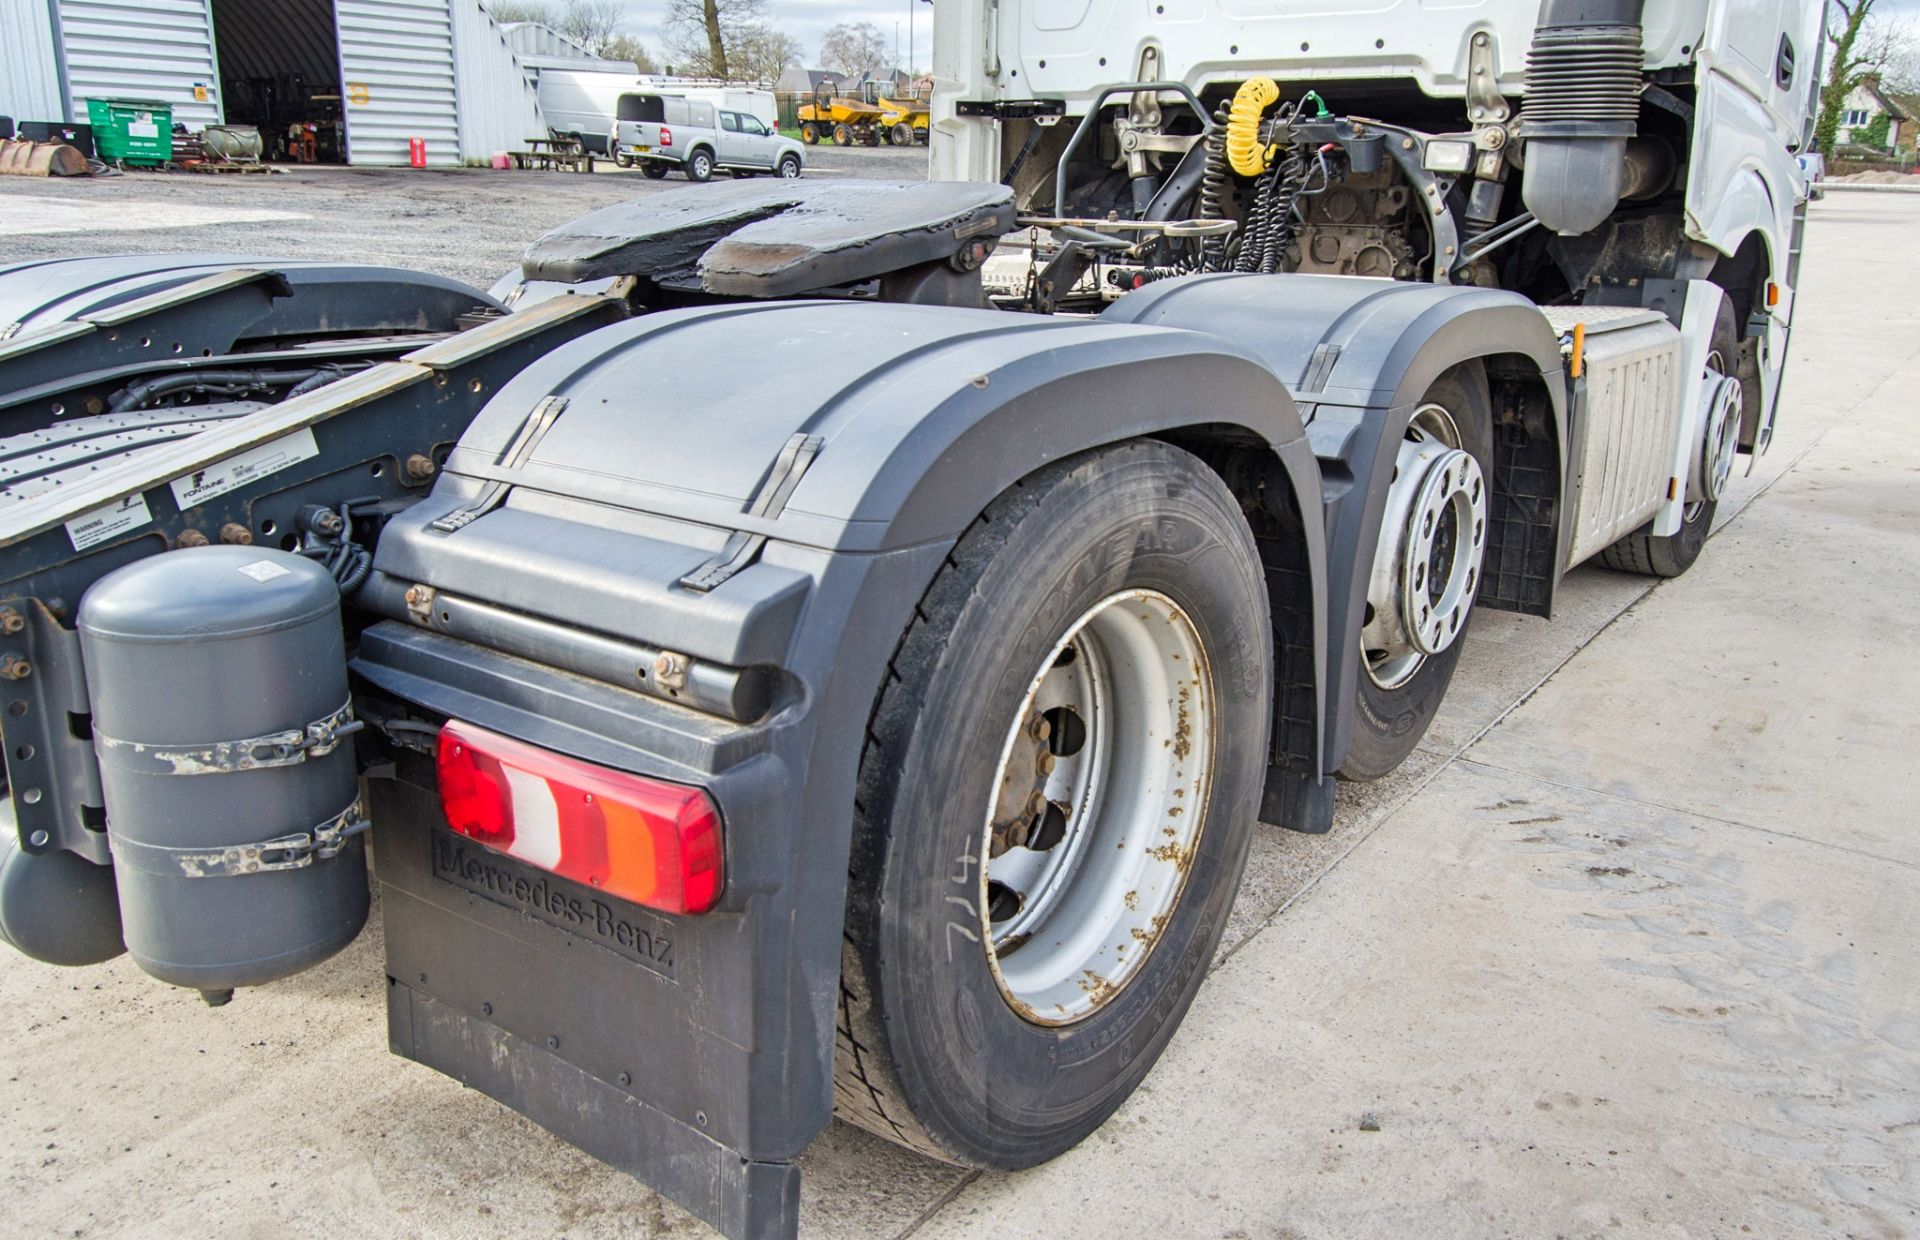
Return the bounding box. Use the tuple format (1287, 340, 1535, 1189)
(1225, 76, 1281, 177)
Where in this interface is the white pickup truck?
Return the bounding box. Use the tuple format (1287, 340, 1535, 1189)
(613, 92, 805, 181)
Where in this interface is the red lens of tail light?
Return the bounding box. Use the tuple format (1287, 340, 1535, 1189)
(661, 125, 673, 147)
(435, 721, 724, 915)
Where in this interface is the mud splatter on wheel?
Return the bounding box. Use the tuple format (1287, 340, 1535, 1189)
(834, 440, 1271, 1167)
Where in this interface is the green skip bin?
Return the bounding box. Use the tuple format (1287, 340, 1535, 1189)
(85, 98, 173, 167)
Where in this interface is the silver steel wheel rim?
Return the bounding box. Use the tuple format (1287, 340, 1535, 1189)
(1698, 374, 1743, 503)
(1361, 403, 1488, 690)
(780, 159, 800, 177)
(1690, 347, 1740, 516)
(979, 589, 1213, 1027)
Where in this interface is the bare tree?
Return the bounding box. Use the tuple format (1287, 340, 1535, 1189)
(1864, 16, 1920, 93)
(553, 0, 624, 54)
(485, 0, 557, 23)
(601, 34, 660, 75)
(819, 20, 890, 83)
(734, 28, 804, 85)
(663, 0, 771, 80)
(486, 0, 626, 56)
(1813, 1, 1920, 152)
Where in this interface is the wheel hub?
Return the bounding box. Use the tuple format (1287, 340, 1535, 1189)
(1694, 373, 1743, 504)
(980, 589, 1212, 1026)
(1361, 405, 1488, 690)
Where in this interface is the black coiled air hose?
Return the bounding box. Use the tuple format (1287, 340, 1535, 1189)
(1198, 103, 1233, 273)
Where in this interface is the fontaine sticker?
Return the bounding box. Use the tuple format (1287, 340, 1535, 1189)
(169, 428, 319, 508)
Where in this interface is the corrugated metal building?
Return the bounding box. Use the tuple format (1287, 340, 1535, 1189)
(0, 1, 624, 168)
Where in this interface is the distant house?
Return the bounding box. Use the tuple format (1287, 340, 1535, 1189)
(775, 67, 845, 96)
(1889, 91, 1920, 150)
(857, 67, 915, 98)
(1836, 75, 1910, 150)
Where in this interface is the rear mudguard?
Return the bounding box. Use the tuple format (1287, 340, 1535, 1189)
(351, 299, 1327, 1239)
(1104, 274, 1568, 774)
(0, 253, 496, 341)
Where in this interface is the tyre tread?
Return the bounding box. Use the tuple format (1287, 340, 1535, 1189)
(831, 469, 1052, 1161)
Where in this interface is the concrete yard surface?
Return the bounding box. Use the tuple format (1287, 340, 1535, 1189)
(0, 182, 1916, 1239)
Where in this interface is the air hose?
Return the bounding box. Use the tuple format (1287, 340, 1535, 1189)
(1226, 77, 1281, 176)
(1198, 103, 1233, 272)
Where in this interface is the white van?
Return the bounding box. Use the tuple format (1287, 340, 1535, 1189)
(537, 72, 778, 157)
(695, 87, 777, 131)
(535, 67, 643, 154)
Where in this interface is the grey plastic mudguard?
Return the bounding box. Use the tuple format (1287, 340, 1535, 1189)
(1104, 273, 1568, 774)
(0, 253, 497, 339)
(0, 254, 502, 436)
(351, 298, 1326, 1240)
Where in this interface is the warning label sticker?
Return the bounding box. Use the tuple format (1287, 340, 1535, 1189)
(170, 428, 319, 509)
(65, 493, 153, 551)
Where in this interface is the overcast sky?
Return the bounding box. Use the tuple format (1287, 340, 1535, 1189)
(614, 0, 1920, 77)
(615, 0, 934, 74)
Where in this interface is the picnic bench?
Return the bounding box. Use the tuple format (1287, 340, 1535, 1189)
(511, 135, 595, 173)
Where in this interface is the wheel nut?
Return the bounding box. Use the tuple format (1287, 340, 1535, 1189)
(175, 529, 210, 548)
(1, 655, 31, 681)
(405, 453, 437, 482)
(0, 607, 21, 635)
(219, 522, 253, 546)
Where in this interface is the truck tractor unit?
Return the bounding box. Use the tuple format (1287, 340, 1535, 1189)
(0, 1, 1818, 1237)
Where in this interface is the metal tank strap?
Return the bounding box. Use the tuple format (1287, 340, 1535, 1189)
(109, 798, 371, 878)
(93, 700, 361, 776)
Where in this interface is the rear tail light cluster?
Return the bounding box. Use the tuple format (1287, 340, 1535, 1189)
(660, 125, 673, 148)
(436, 721, 723, 915)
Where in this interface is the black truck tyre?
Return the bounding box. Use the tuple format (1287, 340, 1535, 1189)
(1340, 366, 1493, 780)
(1598, 297, 1740, 579)
(834, 439, 1272, 1167)
(686, 149, 715, 182)
(640, 161, 669, 180)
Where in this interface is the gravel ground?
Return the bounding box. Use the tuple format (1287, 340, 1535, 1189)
(0, 143, 930, 289)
